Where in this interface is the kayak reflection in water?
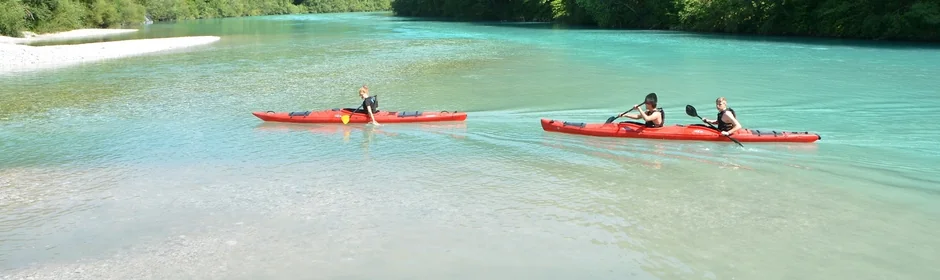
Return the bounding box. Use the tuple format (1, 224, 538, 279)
(702, 97, 742, 136)
(358, 85, 380, 126)
(618, 93, 664, 127)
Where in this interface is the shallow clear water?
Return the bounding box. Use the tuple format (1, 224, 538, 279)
(2, 12, 939, 279)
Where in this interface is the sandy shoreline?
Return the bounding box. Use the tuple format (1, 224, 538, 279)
(0, 28, 139, 44)
(1, 29, 220, 74)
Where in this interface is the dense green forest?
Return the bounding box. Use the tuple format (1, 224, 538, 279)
(391, 0, 940, 41)
(5, 0, 938, 41)
(0, 0, 391, 37)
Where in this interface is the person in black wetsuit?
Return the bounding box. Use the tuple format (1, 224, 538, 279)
(358, 85, 380, 126)
(619, 93, 664, 127)
(703, 97, 742, 136)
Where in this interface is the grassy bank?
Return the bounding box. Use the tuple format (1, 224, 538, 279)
(390, 0, 940, 42)
(0, 0, 392, 37)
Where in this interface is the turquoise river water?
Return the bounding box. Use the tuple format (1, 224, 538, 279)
(1, 12, 939, 279)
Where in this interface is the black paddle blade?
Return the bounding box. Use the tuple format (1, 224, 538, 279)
(645, 93, 657, 103)
(605, 116, 617, 124)
(685, 105, 698, 117)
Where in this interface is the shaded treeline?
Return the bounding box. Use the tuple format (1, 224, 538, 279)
(0, 0, 391, 37)
(390, 0, 940, 41)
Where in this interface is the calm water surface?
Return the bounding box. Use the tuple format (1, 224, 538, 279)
(1, 12, 939, 279)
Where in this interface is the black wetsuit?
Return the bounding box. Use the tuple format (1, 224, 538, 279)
(717, 108, 736, 131)
(361, 96, 378, 113)
(645, 108, 664, 128)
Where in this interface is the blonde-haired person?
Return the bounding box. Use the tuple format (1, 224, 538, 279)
(702, 97, 741, 136)
(358, 85, 380, 126)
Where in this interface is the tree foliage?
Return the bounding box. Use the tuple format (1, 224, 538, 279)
(4, 0, 936, 41)
(0, 0, 392, 37)
(1, 0, 30, 36)
(391, 0, 940, 41)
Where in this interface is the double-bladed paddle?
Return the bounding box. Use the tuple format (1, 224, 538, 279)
(685, 105, 744, 147)
(341, 104, 362, 124)
(606, 93, 657, 124)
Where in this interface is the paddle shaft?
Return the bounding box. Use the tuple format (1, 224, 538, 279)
(343, 104, 363, 124)
(695, 115, 744, 147)
(620, 106, 639, 117)
(608, 103, 643, 123)
(609, 93, 657, 123)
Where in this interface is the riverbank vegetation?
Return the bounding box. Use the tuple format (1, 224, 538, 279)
(0, 0, 392, 37)
(390, 0, 940, 42)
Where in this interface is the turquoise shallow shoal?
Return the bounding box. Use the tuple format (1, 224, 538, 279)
(1, 12, 939, 280)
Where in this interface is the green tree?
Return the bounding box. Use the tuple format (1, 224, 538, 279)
(1, 0, 395, 37)
(0, 0, 29, 37)
(391, 0, 940, 41)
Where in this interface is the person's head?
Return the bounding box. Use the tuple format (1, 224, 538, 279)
(715, 97, 728, 110)
(644, 93, 658, 110)
(358, 85, 369, 99)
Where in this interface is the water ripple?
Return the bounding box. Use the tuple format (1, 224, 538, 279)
(2, 12, 940, 280)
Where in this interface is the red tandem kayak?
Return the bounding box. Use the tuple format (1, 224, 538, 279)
(540, 118, 821, 143)
(252, 108, 468, 124)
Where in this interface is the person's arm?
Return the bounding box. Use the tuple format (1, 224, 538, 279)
(723, 111, 742, 134)
(637, 110, 660, 122)
(365, 106, 376, 122)
(365, 101, 380, 125)
(621, 104, 644, 119)
(702, 117, 718, 125)
(628, 109, 660, 122)
(635, 109, 649, 121)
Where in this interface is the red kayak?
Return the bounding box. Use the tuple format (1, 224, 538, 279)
(540, 118, 821, 143)
(252, 108, 468, 124)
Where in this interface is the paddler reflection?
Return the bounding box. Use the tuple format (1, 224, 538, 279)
(253, 122, 466, 146)
(539, 133, 753, 171)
